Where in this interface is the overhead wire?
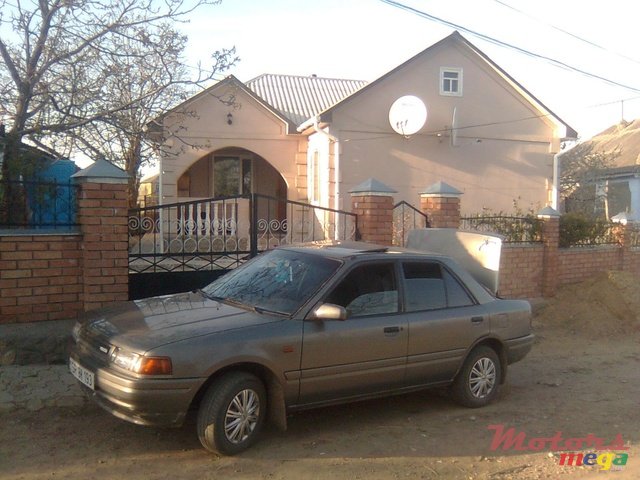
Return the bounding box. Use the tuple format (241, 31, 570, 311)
(491, 0, 640, 66)
(377, 0, 640, 93)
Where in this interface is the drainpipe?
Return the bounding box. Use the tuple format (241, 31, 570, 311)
(307, 116, 342, 239)
(552, 152, 559, 210)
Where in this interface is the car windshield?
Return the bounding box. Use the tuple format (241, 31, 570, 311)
(202, 249, 341, 316)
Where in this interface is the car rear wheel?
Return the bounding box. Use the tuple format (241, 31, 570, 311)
(451, 346, 501, 408)
(197, 372, 267, 455)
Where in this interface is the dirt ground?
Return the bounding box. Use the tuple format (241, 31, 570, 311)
(1, 271, 639, 480)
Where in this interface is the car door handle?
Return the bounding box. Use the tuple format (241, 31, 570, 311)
(383, 326, 401, 334)
(471, 316, 484, 324)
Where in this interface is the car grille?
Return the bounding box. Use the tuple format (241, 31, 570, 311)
(75, 328, 111, 367)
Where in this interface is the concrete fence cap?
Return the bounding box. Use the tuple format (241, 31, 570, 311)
(420, 181, 463, 197)
(537, 206, 560, 218)
(349, 178, 397, 195)
(72, 159, 129, 184)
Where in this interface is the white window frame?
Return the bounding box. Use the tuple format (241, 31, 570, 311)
(440, 67, 463, 97)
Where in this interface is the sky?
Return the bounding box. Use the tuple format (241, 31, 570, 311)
(179, 0, 640, 142)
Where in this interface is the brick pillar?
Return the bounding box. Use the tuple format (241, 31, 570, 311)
(538, 206, 560, 298)
(349, 178, 396, 245)
(419, 181, 463, 228)
(72, 160, 130, 311)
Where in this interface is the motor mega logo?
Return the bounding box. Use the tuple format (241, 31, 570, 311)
(488, 425, 629, 471)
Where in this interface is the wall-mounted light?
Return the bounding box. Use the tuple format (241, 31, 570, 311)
(227, 112, 233, 125)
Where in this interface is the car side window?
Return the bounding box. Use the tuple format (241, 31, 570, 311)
(402, 262, 475, 311)
(324, 263, 398, 318)
(402, 262, 446, 311)
(442, 269, 475, 308)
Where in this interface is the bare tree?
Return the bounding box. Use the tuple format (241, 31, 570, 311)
(68, 23, 237, 207)
(0, 0, 236, 218)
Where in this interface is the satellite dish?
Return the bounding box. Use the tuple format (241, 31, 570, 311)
(389, 95, 427, 136)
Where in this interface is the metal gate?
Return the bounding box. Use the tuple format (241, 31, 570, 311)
(392, 201, 429, 247)
(128, 194, 357, 298)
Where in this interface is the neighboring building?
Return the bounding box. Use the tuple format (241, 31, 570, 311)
(138, 173, 159, 207)
(147, 31, 576, 217)
(561, 120, 640, 220)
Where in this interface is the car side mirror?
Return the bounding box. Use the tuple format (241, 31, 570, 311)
(309, 303, 347, 321)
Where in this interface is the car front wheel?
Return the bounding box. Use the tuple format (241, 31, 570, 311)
(451, 346, 501, 408)
(197, 372, 267, 455)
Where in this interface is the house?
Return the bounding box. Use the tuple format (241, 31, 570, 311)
(147, 31, 576, 223)
(0, 134, 78, 229)
(561, 120, 640, 220)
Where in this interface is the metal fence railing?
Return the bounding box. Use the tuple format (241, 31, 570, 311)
(0, 178, 79, 230)
(460, 215, 542, 243)
(128, 193, 358, 273)
(392, 201, 429, 247)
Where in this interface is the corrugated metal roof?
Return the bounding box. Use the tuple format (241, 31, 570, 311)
(246, 74, 367, 127)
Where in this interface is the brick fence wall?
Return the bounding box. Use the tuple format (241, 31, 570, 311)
(0, 234, 82, 322)
(557, 246, 623, 285)
(356, 178, 640, 300)
(498, 244, 544, 299)
(0, 161, 129, 324)
(3, 174, 640, 324)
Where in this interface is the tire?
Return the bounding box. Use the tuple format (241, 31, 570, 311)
(197, 372, 267, 455)
(451, 346, 501, 408)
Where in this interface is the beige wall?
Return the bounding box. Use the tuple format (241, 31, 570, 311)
(329, 39, 562, 214)
(159, 83, 304, 203)
(159, 37, 568, 216)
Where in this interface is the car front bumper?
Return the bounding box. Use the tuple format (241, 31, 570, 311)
(70, 354, 205, 427)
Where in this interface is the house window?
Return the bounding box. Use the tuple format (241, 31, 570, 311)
(440, 67, 463, 96)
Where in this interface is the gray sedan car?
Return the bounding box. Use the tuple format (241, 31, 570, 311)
(69, 241, 533, 455)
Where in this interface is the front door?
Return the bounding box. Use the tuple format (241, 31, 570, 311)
(298, 262, 408, 405)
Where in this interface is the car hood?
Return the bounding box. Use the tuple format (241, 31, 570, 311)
(79, 291, 282, 351)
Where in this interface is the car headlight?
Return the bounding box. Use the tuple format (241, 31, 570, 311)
(109, 347, 172, 375)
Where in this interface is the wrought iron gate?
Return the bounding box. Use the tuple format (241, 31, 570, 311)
(128, 193, 357, 274)
(392, 201, 429, 247)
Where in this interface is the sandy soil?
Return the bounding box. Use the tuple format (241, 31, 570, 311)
(1, 272, 639, 480)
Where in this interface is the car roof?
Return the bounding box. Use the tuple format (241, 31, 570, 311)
(279, 240, 496, 305)
(279, 241, 446, 261)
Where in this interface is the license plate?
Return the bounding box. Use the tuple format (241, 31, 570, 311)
(69, 358, 95, 390)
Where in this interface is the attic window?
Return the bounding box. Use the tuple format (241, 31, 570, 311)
(440, 67, 462, 96)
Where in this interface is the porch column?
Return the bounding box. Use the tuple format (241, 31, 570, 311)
(420, 181, 463, 229)
(349, 178, 396, 246)
(72, 160, 130, 311)
(537, 206, 560, 298)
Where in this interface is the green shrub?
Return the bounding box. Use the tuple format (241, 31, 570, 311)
(559, 213, 616, 247)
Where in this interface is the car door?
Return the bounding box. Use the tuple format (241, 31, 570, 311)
(401, 261, 490, 386)
(298, 261, 408, 405)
